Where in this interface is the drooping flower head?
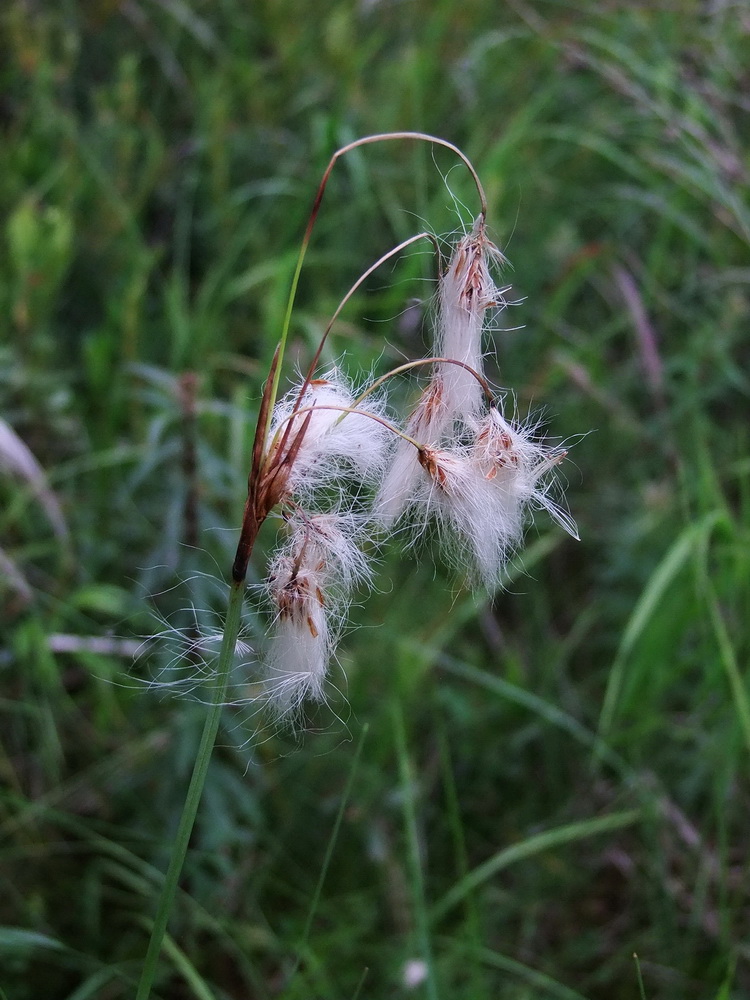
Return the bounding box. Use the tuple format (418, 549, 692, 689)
(219, 142, 578, 723)
(435, 218, 507, 424)
(376, 219, 504, 528)
(263, 511, 371, 717)
(411, 407, 577, 587)
(375, 377, 448, 525)
(265, 552, 330, 716)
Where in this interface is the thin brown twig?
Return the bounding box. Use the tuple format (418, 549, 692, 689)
(292, 231, 441, 416)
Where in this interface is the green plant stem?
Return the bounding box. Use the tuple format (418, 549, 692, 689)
(392, 696, 439, 1000)
(135, 578, 245, 1000)
(284, 723, 370, 991)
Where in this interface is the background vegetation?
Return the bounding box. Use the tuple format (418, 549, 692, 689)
(2, 0, 749, 997)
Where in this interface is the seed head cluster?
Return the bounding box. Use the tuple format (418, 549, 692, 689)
(235, 215, 577, 721)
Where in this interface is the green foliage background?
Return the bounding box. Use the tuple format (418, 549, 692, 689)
(1, 1, 749, 997)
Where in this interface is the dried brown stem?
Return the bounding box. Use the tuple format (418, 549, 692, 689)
(355, 356, 496, 409)
(292, 231, 440, 417)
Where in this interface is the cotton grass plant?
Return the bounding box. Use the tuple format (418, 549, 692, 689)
(135, 132, 576, 998)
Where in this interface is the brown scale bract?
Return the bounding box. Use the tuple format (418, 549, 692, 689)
(271, 563, 325, 639)
(474, 423, 518, 479)
(449, 224, 501, 313)
(418, 447, 453, 493)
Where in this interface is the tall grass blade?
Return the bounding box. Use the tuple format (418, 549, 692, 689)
(598, 510, 723, 736)
(633, 952, 647, 1000)
(393, 697, 439, 1000)
(135, 580, 245, 1000)
(438, 939, 591, 1000)
(704, 578, 750, 755)
(161, 932, 217, 1000)
(436, 653, 628, 777)
(66, 969, 121, 1000)
(431, 810, 640, 923)
(289, 724, 369, 983)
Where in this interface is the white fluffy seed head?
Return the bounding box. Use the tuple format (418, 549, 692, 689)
(411, 444, 522, 586)
(436, 221, 506, 423)
(262, 510, 372, 718)
(376, 222, 510, 529)
(284, 511, 372, 593)
(264, 611, 329, 717)
(374, 378, 447, 526)
(374, 437, 422, 527)
(264, 549, 330, 717)
(268, 369, 392, 496)
(400, 405, 576, 587)
(473, 407, 576, 526)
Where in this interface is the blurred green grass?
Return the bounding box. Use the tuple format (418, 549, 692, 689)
(1, 1, 749, 997)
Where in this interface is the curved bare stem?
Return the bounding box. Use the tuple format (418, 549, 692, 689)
(271, 402, 424, 453)
(314, 133, 488, 227)
(354, 357, 496, 409)
(292, 231, 441, 415)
